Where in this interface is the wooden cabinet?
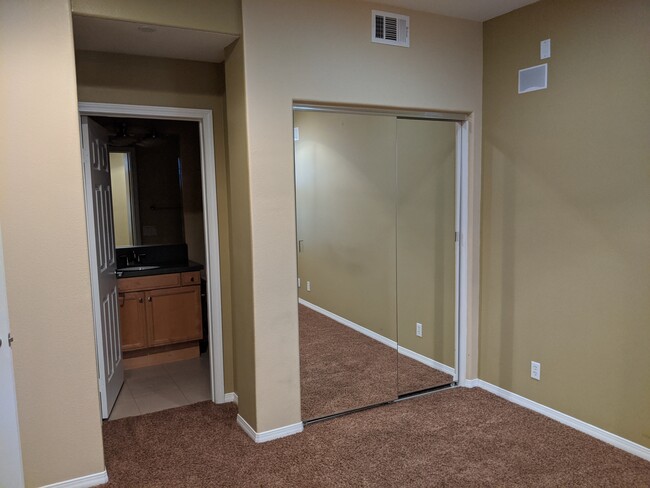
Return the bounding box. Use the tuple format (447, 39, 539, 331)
(147, 286, 202, 346)
(119, 292, 147, 351)
(118, 271, 202, 352)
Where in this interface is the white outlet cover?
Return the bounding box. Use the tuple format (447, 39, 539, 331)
(531, 361, 541, 380)
(416, 322, 423, 337)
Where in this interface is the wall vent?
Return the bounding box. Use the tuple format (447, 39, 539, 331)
(372, 10, 409, 47)
(518, 64, 548, 94)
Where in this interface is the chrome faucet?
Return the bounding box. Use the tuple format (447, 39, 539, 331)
(125, 250, 137, 266)
(123, 250, 146, 267)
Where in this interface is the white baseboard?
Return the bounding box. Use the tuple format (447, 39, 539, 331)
(299, 299, 455, 377)
(300, 299, 397, 349)
(476, 380, 650, 462)
(40, 470, 108, 488)
(460, 378, 479, 388)
(224, 392, 238, 404)
(397, 346, 455, 376)
(237, 414, 303, 443)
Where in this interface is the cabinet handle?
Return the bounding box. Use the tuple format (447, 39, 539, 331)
(190, 277, 194, 282)
(147, 296, 152, 302)
(138, 298, 143, 303)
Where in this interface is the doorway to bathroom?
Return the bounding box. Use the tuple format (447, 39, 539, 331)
(79, 103, 226, 421)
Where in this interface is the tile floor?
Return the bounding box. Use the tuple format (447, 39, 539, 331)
(109, 353, 211, 421)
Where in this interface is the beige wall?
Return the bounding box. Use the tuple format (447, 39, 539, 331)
(481, 0, 650, 448)
(239, 0, 482, 432)
(75, 50, 234, 392)
(71, 0, 242, 35)
(0, 1, 105, 486)
(224, 39, 257, 427)
(397, 119, 456, 367)
(295, 111, 397, 341)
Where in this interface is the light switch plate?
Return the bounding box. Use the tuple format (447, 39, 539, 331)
(540, 39, 551, 59)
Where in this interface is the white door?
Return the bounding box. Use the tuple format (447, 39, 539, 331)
(0, 226, 25, 488)
(81, 116, 124, 419)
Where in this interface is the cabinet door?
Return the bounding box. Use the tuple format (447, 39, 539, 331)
(146, 286, 202, 347)
(118, 292, 147, 351)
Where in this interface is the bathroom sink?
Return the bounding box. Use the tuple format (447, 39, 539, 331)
(117, 265, 160, 272)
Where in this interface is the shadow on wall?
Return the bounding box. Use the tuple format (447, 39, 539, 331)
(481, 138, 516, 391)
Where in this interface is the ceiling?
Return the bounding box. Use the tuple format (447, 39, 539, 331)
(73, 1, 538, 63)
(72, 15, 238, 63)
(358, 0, 540, 21)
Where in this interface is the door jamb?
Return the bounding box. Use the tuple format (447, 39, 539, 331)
(456, 121, 470, 386)
(78, 102, 226, 404)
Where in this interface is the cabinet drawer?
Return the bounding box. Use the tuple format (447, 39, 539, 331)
(181, 271, 200, 286)
(118, 273, 181, 292)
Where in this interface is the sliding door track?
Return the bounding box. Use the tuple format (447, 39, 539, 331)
(303, 382, 458, 426)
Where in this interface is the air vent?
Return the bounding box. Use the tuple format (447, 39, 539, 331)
(372, 10, 409, 47)
(519, 64, 548, 94)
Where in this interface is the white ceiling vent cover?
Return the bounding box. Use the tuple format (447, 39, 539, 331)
(372, 10, 409, 47)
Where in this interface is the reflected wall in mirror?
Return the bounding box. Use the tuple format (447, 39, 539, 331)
(396, 119, 457, 395)
(295, 110, 398, 421)
(93, 116, 207, 266)
(109, 150, 139, 247)
(295, 108, 460, 421)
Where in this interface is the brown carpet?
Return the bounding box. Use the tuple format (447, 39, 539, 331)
(101, 387, 650, 487)
(299, 304, 452, 420)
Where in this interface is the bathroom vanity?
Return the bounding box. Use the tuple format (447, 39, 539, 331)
(116, 244, 204, 368)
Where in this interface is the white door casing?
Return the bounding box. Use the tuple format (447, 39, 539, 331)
(78, 102, 226, 405)
(0, 225, 25, 488)
(81, 116, 124, 419)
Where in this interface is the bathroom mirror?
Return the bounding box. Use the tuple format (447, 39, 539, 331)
(294, 107, 459, 421)
(93, 117, 203, 248)
(108, 135, 184, 247)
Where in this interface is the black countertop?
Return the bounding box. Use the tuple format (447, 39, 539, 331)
(116, 260, 204, 279)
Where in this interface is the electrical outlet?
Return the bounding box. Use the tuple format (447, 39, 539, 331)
(531, 361, 541, 380)
(416, 322, 423, 337)
(306, 281, 311, 292)
(298, 278, 301, 288)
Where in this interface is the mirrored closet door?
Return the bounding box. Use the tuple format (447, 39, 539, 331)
(294, 107, 460, 422)
(295, 110, 398, 421)
(396, 118, 457, 395)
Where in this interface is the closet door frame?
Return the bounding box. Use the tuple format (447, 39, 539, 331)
(293, 102, 472, 387)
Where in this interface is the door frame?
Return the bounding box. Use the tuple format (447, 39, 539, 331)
(292, 102, 472, 387)
(79, 102, 226, 404)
